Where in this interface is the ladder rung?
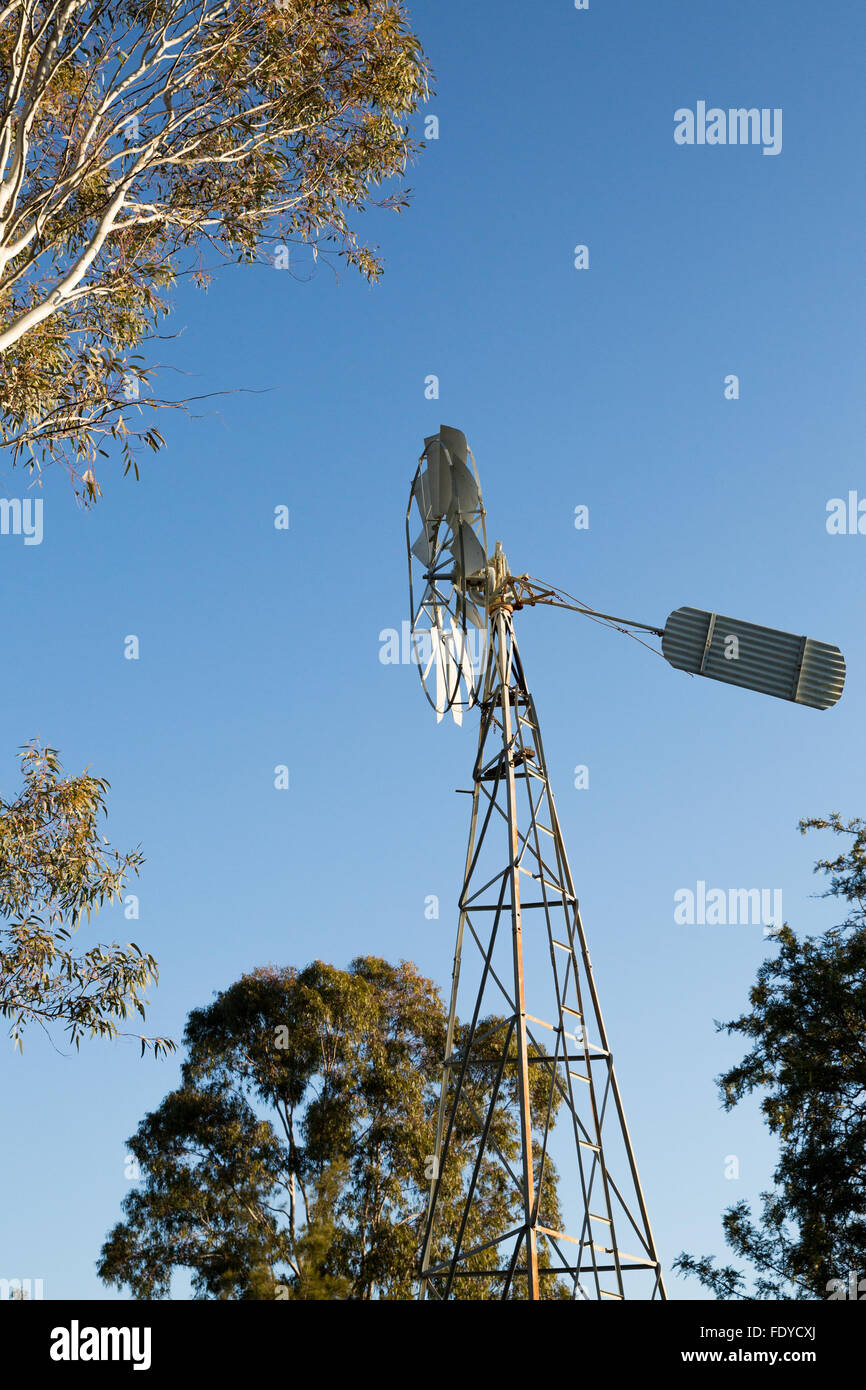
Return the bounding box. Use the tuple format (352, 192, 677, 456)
(562, 1005, 582, 1019)
(601, 1290, 623, 1300)
(579, 1140, 599, 1152)
(569, 1070, 590, 1084)
(552, 939, 572, 951)
(589, 1213, 611, 1225)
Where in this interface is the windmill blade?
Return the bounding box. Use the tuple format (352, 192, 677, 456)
(414, 465, 450, 523)
(411, 620, 435, 678)
(418, 439, 453, 518)
(443, 628, 462, 711)
(440, 622, 474, 727)
(463, 597, 485, 629)
(426, 441, 451, 516)
(451, 618, 477, 703)
(447, 458, 481, 521)
(438, 424, 482, 523)
(430, 625, 447, 722)
(438, 425, 468, 468)
(430, 623, 460, 723)
(454, 565, 486, 627)
(411, 526, 437, 567)
(449, 521, 487, 580)
(662, 607, 846, 710)
(447, 631, 464, 727)
(412, 465, 434, 522)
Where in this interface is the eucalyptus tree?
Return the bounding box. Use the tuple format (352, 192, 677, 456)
(0, 0, 430, 496)
(0, 741, 171, 1055)
(99, 957, 567, 1299)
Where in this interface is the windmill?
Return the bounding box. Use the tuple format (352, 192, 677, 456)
(408, 425, 845, 1302)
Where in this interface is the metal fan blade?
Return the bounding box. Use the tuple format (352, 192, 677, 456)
(411, 527, 435, 566)
(431, 625, 449, 722)
(454, 563, 487, 626)
(451, 618, 478, 702)
(413, 468, 438, 523)
(411, 623, 434, 679)
(443, 632, 461, 709)
(447, 457, 481, 521)
(662, 607, 846, 710)
(412, 464, 433, 521)
(438, 425, 468, 468)
(463, 598, 485, 629)
(449, 521, 487, 580)
(419, 439, 453, 518)
(424, 440, 444, 514)
(449, 674, 463, 726)
(442, 626, 465, 726)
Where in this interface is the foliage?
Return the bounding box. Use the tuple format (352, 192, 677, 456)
(0, 0, 430, 497)
(0, 740, 172, 1054)
(98, 956, 566, 1299)
(674, 815, 866, 1299)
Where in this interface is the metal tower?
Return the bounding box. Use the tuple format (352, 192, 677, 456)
(418, 560, 665, 1299)
(406, 425, 845, 1302)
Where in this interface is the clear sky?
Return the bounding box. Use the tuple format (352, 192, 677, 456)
(1, 0, 864, 1300)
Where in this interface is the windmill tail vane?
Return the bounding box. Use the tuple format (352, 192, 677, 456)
(407, 425, 845, 1302)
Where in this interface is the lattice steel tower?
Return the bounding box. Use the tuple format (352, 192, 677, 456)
(406, 426, 845, 1301)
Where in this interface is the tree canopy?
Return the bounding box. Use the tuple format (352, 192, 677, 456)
(0, 0, 430, 496)
(98, 956, 566, 1299)
(0, 741, 172, 1054)
(674, 814, 866, 1299)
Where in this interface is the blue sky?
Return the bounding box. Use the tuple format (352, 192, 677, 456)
(1, 0, 864, 1299)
